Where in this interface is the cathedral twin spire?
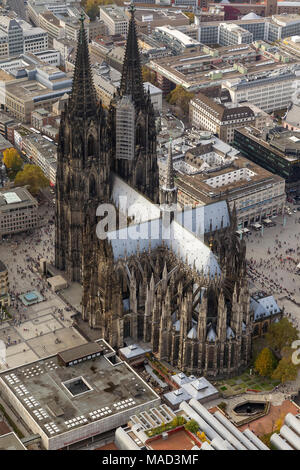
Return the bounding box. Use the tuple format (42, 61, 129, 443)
(119, 2, 145, 110)
(69, 13, 97, 119)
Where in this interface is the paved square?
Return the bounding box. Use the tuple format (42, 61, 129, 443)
(0, 202, 88, 371)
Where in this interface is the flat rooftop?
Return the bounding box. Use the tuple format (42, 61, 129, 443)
(236, 127, 300, 163)
(0, 432, 26, 450)
(0, 340, 159, 439)
(0, 187, 38, 211)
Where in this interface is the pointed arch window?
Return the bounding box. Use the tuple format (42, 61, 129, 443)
(88, 135, 94, 157)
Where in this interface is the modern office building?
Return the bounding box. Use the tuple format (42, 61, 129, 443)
(0, 16, 48, 59)
(234, 126, 300, 196)
(153, 25, 201, 53)
(99, 5, 129, 37)
(0, 57, 72, 123)
(149, 44, 292, 93)
(0, 187, 38, 237)
(218, 22, 253, 45)
(198, 14, 300, 45)
(0, 340, 160, 450)
(129, 8, 189, 34)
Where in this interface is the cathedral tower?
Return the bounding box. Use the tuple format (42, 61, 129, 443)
(55, 14, 110, 282)
(109, 2, 159, 203)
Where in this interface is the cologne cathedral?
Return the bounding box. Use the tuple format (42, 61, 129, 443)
(55, 5, 252, 378)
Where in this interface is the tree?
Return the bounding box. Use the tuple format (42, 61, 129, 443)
(2, 148, 23, 177)
(272, 357, 298, 383)
(142, 66, 158, 87)
(184, 12, 195, 24)
(266, 318, 298, 356)
(14, 164, 49, 195)
(254, 347, 277, 377)
(184, 419, 199, 434)
(166, 85, 194, 117)
(83, 0, 116, 20)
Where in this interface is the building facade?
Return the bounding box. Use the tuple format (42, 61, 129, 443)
(56, 7, 253, 379)
(189, 90, 256, 143)
(0, 187, 38, 237)
(223, 71, 298, 113)
(234, 126, 300, 197)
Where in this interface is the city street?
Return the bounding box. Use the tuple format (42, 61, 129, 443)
(0, 201, 86, 370)
(245, 206, 300, 329)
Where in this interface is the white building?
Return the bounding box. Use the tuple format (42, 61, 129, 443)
(222, 70, 298, 113)
(0, 16, 48, 59)
(99, 5, 129, 37)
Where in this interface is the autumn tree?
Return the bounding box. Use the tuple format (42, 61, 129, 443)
(83, 0, 117, 20)
(266, 318, 298, 357)
(166, 85, 194, 117)
(14, 164, 49, 195)
(142, 66, 158, 87)
(254, 347, 277, 377)
(2, 148, 23, 178)
(272, 356, 299, 383)
(184, 12, 195, 24)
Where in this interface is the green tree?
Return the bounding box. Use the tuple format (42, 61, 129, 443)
(166, 85, 194, 116)
(184, 419, 199, 434)
(272, 357, 298, 383)
(14, 164, 49, 195)
(254, 347, 277, 377)
(2, 148, 23, 178)
(266, 318, 298, 356)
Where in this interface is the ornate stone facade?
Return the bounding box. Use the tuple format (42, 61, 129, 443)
(55, 7, 252, 378)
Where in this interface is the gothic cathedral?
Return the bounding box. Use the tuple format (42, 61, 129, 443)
(55, 6, 253, 378)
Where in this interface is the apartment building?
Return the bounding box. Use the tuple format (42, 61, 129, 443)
(99, 5, 129, 37)
(0, 260, 9, 308)
(223, 69, 298, 113)
(0, 187, 38, 236)
(189, 89, 256, 142)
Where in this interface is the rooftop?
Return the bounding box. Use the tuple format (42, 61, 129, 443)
(0, 187, 38, 212)
(236, 126, 300, 163)
(0, 340, 159, 439)
(0, 432, 26, 450)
